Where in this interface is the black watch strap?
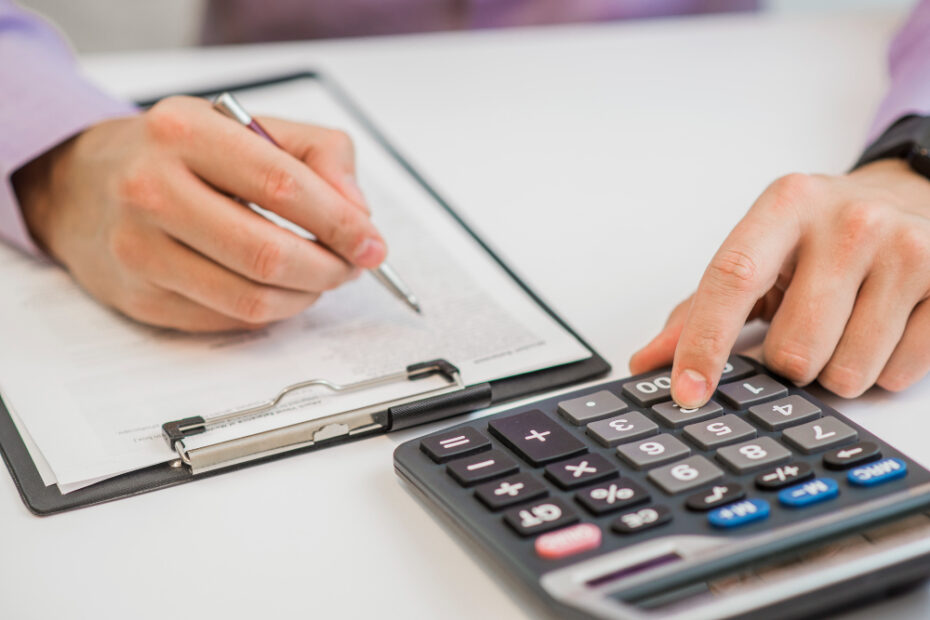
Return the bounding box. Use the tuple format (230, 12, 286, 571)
(854, 114, 930, 178)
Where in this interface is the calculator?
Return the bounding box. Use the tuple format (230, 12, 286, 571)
(393, 356, 930, 619)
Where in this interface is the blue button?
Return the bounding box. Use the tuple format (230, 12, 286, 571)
(778, 477, 839, 508)
(708, 499, 770, 528)
(848, 458, 907, 487)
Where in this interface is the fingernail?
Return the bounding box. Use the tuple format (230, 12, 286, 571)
(675, 368, 709, 408)
(353, 237, 385, 265)
(343, 174, 369, 212)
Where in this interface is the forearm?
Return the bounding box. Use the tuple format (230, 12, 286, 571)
(0, 0, 136, 255)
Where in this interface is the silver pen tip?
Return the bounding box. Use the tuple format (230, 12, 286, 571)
(409, 298, 423, 314)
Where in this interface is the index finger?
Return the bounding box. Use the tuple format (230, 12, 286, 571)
(671, 178, 806, 408)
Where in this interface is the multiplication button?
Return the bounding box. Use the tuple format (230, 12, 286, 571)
(748, 395, 821, 431)
(586, 411, 657, 447)
(558, 390, 627, 425)
(420, 427, 491, 463)
(545, 453, 617, 490)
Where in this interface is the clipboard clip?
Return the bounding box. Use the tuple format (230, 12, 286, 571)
(161, 359, 464, 475)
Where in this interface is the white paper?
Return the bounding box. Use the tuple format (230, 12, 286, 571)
(0, 77, 590, 491)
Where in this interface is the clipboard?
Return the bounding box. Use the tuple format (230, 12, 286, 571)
(0, 71, 610, 516)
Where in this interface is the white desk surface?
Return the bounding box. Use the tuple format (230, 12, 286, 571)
(4, 8, 930, 619)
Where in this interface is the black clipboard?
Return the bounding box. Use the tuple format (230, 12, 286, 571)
(0, 71, 610, 516)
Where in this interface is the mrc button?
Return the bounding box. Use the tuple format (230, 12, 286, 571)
(848, 458, 908, 487)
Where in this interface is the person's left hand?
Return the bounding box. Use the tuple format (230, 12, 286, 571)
(630, 159, 930, 407)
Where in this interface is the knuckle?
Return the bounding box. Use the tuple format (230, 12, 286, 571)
(819, 362, 869, 399)
(765, 173, 815, 211)
(145, 97, 196, 144)
(707, 248, 759, 294)
(877, 371, 916, 393)
(251, 239, 285, 283)
(262, 166, 299, 207)
(684, 324, 728, 359)
(108, 228, 147, 271)
(326, 128, 354, 153)
(765, 344, 817, 384)
(235, 288, 276, 324)
(837, 200, 885, 243)
(893, 226, 930, 270)
(116, 166, 164, 215)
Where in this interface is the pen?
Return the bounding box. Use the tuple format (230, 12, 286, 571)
(212, 91, 422, 314)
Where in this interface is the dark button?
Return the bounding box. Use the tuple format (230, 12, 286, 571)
(685, 483, 745, 511)
(447, 449, 518, 486)
(754, 462, 814, 490)
(488, 410, 586, 466)
(420, 427, 491, 463)
(576, 480, 650, 515)
(611, 505, 672, 535)
(720, 357, 755, 382)
(545, 453, 617, 490)
(475, 472, 548, 511)
(717, 374, 788, 409)
(504, 498, 578, 537)
(823, 442, 881, 470)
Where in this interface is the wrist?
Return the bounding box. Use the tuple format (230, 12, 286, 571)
(11, 137, 75, 258)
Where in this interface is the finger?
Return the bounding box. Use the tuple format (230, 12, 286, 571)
(629, 296, 692, 374)
(878, 299, 930, 391)
(258, 118, 369, 214)
(819, 275, 917, 398)
(137, 232, 320, 325)
(145, 97, 385, 268)
(118, 285, 262, 333)
(671, 175, 810, 408)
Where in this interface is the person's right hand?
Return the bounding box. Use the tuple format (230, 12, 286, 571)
(13, 96, 385, 331)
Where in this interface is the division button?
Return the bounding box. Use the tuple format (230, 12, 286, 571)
(748, 395, 821, 431)
(488, 410, 586, 466)
(717, 374, 788, 409)
(558, 390, 628, 425)
(420, 427, 491, 463)
(535, 523, 603, 560)
(716, 437, 792, 474)
(685, 483, 745, 511)
(474, 472, 548, 511)
(683, 414, 757, 450)
(782, 417, 858, 454)
(617, 434, 691, 470)
(576, 480, 650, 515)
(647, 455, 725, 495)
(621, 372, 673, 407)
(545, 453, 617, 490)
(586, 411, 658, 447)
(504, 498, 578, 537)
(719, 357, 755, 382)
(778, 478, 839, 508)
(848, 458, 908, 487)
(447, 449, 518, 486)
(708, 499, 770, 528)
(611, 505, 672, 534)
(754, 462, 814, 490)
(652, 400, 723, 428)
(823, 442, 881, 470)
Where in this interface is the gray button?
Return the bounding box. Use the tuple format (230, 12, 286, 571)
(648, 455, 725, 495)
(617, 434, 691, 470)
(558, 390, 628, 425)
(716, 437, 792, 473)
(683, 414, 757, 450)
(717, 374, 788, 409)
(720, 357, 755, 383)
(782, 416, 857, 454)
(622, 371, 672, 407)
(748, 395, 821, 431)
(652, 400, 723, 428)
(586, 412, 658, 447)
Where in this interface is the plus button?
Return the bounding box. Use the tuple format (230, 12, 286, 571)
(525, 429, 551, 442)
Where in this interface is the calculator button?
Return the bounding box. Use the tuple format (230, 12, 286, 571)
(545, 453, 617, 490)
(420, 427, 491, 463)
(535, 523, 602, 560)
(717, 374, 788, 409)
(720, 357, 755, 382)
(611, 505, 672, 535)
(754, 462, 814, 490)
(778, 478, 839, 508)
(708, 499, 770, 528)
(651, 400, 723, 428)
(647, 455, 724, 494)
(621, 372, 672, 407)
(558, 390, 628, 425)
(504, 498, 578, 537)
(823, 442, 881, 470)
(747, 395, 821, 431)
(617, 434, 691, 470)
(782, 417, 857, 454)
(685, 483, 745, 511)
(447, 450, 518, 486)
(576, 480, 650, 515)
(488, 410, 586, 466)
(683, 414, 756, 450)
(716, 437, 791, 473)
(586, 412, 658, 447)
(474, 472, 548, 511)
(848, 458, 908, 487)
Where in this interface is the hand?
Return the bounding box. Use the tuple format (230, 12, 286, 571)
(12, 96, 385, 331)
(630, 159, 930, 406)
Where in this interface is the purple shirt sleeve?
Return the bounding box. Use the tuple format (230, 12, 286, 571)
(0, 1, 136, 255)
(869, 0, 930, 142)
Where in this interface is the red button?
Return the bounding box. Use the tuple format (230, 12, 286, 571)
(534, 523, 602, 559)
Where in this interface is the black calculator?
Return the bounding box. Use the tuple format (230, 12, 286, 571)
(394, 356, 930, 619)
